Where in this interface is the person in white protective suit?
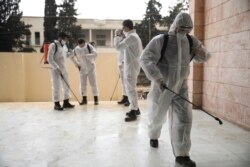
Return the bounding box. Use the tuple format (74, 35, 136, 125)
(70, 38, 99, 105)
(140, 12, 211, 167)
(48, 32, 75, 111)
(114, 29, 130, 106)
(114, 19, 143, 122)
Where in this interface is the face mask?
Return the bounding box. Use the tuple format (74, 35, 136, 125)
(61, 40, 66, 46)
(123, 31, 128, 36)
(179, 30, 188, 34)
(176, 32, 186, 40)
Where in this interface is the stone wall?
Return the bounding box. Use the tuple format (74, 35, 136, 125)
(190, 0, 250, 129)
(188, 0, 205, 108)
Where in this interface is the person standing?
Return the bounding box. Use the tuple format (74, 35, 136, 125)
(114, 19, 143, 122)
(114, 29, 129, 106)
(140, 12, 211, 167)
(71, 38, 99, 105)
(48, 32, 75, 110)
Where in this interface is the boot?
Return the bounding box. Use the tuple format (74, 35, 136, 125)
(126, 108, 140, 116)
(54, 102, 63, 111)
(150, 139, 158, 148)
(80, 96, 87, 105)
(63, 99, 75, 108)
(175, 156, 196, 167)
(124, 101, 130, 107)
(117, 95, 128, 104)
(94, 96, 99, 105)
(125, 110, 137, 122)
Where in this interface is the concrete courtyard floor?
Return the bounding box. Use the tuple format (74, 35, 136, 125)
(0, 101, 249, 167)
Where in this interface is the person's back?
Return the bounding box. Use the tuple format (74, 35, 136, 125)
(83, 43, 97, 70)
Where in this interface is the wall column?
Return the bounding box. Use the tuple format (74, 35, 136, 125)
(110, 29, 114, 47)
(188, 0, 205, 108)
(89, 29, 92, 42)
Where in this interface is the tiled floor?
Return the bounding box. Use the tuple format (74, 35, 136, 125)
(0, 101, 249, 167)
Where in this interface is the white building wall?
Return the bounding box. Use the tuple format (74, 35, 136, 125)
(21, 17, 141, 49)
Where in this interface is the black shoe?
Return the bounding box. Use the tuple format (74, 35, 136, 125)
(54, 102, 63, 111)
(80, 96, 87, 105)
(125, 110, 137, 122)
(63, 99, 75, 108)
(124, 101, 130, 107)
(117, 95, 128, 104)
(94, 96, 99, 105)
(175, 156, 196, 167)
(44, 61, 49, 64)
(126, 108, 140, 116)
(150, 139, 158, 148)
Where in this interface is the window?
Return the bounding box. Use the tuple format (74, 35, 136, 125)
(35, 32, 40, 45)
(96, 34, 106, 46)
(26, 35, 31, 46)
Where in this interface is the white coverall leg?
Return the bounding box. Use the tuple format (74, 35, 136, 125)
(79, 68, 88, 96)
(124, 62, 140, 110)
(79, 62, 98, 96)
(87, 63, 99, 96)
(147, 81, 174, 139)
(169, 81, 192, 156)
(119, 63, 126, 96)
(148, 81, 192, 156)
(50, 63, 70, 102)
(50, 69, 62, 102)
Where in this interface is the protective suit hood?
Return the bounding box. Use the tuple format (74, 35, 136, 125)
(169, 12, 193, 35)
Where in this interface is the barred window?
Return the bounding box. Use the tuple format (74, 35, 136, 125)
(35, 32, 40, 45)
(96, 34, 106, 46)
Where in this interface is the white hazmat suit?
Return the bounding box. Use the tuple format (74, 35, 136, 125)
(114, 29, 143, 111)
(71, 44, 99, 97)
(114, 29, 126, 97)
(140, 12, 211, 158)
(48, 40, 71, 102)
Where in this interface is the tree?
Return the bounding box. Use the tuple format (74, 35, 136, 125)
(135, 0, 162, 47)
(135, 0, 162, 86)
(0, 0, 31, 52)
(57, 0, 81, 49)
(43, 0, 57, 43)
(161, 0, 189, 29)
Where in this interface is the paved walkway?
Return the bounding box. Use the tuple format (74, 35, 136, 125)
(0, 101, 249, 167)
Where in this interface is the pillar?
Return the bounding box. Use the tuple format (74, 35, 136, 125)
(89, 29, 92, 42)
(188, 0, 205, 108)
